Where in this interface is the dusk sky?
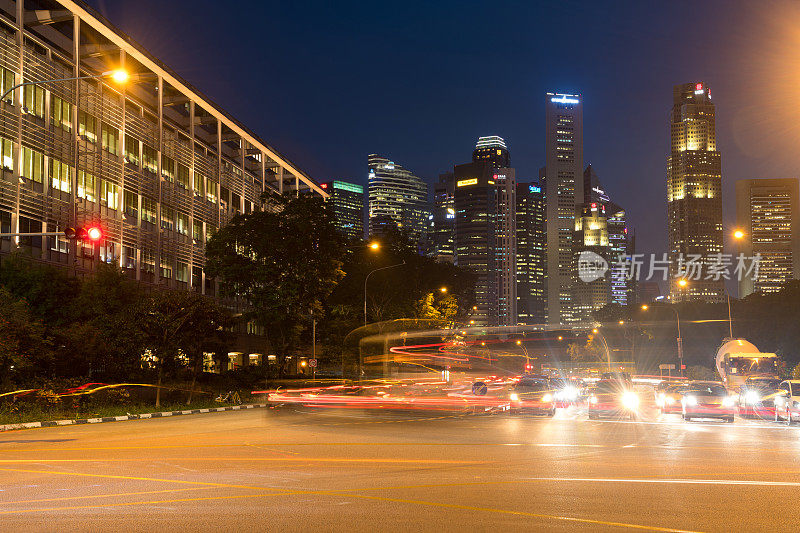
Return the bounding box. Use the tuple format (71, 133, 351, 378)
(89, 0, 800, 257)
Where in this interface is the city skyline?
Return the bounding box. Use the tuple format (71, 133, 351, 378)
(88, 1, 800, 263)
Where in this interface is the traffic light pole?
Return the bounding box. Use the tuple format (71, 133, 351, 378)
(0, 231, 66, 237)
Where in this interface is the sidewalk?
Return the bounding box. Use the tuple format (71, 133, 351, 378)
(0, 403, 268, 432)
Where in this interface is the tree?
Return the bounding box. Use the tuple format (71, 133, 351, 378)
(178, 294, 235, 404)
(68, 264, 147, 379)
(567, 335, 603, 363)
(0, 288, 51, 389)
(205, 192, 346, 376)
(139, 290, 198, 407)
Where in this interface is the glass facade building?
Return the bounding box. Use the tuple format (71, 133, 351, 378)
(367, 154, 428, 246)
(544, 92, 583, 325)
(736, 178, 800, 297)
(0, 0, 324, 362)
(515, 180, 545, 325)
(320, 180, 364, 240)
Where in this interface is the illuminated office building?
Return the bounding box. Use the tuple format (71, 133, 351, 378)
(367, 154, 428, 247)
(544, 92, 583, 324)
(572, 202, 610, 322)
(667, 82, 723, 302)
(473, 135, 510, 168)
(453, 137, 516, 326)
(516, 180, 545, 324)
(320, 180, 364, 240)
(736, 178, 800, 297)
(432, 172, 455, 262)
(0, 0, 324, 363)
(584, 164, 630, 306)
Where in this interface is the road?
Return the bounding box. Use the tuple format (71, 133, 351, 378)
(1, 405, 799, 532)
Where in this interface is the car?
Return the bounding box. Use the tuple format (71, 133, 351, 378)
(773, 380, 800, 424)
(681, 381, 736, 422)
(738, 377, 781, 418)
(507, 377, 556, 416)
(657, 383, 690, 415)
(549, 376, 584, 405)
(601, 371, 632, 384)
(587, 379, 639, 420)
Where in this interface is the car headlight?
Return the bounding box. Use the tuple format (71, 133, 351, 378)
(684, 395, 698, 406)
(561, 386, 578, 401)
(722, 396, 736, 407)
(509, 393, 519, 402)
(744, 390, 760, 405)
(542, 393, 553, 403)
(589, 395, 598, 404)
(621, 391, 639, 410)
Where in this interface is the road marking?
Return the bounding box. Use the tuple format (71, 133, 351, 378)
(0, 492, 283, 515)
(521, 477, 800, 487)
(0, 467, 290, 491)
(307, 491, 701, 533)
(0, 487, 212, 505)
(0, 457, 484, 465)
(0, 469, 701, 531)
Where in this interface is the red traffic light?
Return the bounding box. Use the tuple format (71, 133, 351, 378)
(86, 226, 102, 242)
(64, 225, 103, 242)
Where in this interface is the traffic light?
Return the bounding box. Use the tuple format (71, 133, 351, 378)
(64, 225, 104, 242)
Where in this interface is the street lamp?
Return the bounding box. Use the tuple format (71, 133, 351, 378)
(364, 261, 405, 328)
(0, 68, 128, 104)
(642, 302, 684, 376)
(733, 229, 745, 240)
(439, 286, 447, 293)
(369, 241, 380, 250)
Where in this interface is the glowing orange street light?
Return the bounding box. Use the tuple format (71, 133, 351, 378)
(369, 242, 380, 250)
(678, 278, 688, 288)
(439, 287, 447, 293)
(108, 69, 129, 83)
(641, 304, 649, 311)
(516, 340, 522, 345)
(733, 229, 745, 240)
(592, 328, 599, 334)
(618, 320, 625, 325)
(557, 336, 563, 341)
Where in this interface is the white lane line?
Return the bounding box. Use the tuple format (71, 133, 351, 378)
(523, 477, 800, 487)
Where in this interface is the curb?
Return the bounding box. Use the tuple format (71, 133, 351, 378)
(0, 403, 268, 432)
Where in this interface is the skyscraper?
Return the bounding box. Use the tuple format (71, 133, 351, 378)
(473, 136, 510, 168)
(606, 204, 630, 306)
(736, 178, 800, 297)
(667, 82, 723, 302)
(583, 165, 630, 307)
(544, 93, 583, 325)
(367, 154, 429, 246)
(572, 202, 610, 322)
(320, 180, 364, 240)
(432, 172, 455, 263)
(453, 136, 516, 326)
(516, 180, 546, 325)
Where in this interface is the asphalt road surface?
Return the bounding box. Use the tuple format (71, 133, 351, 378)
(2, 405, 799, 532)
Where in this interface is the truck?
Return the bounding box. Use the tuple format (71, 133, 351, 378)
(715, 338, 779, 391)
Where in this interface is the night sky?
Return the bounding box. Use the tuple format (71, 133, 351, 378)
(88, 0, 800, 258)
